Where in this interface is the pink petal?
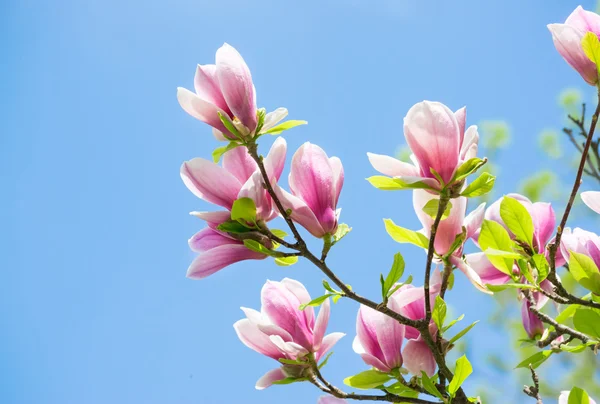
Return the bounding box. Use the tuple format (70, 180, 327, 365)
(454, 106, 467, 145)
(356, 305, 386, 363)
(186, 244, 265, 279)
(565, 5, 600, 35)
(281, 278, 315, 327)
(318, 396, 348, 404)
(261, 108, 288, 132)
(464, 252, 511, 286)
(264, 137, 288, 182)
(464, 202, 486, 240)
(188, 228, 238, 252)
(459, 126, 479, 161)
(316, 332, 345, 361)
(376, 299, 405, 369)
(404, 101, 461, 183)
(189, 211, 231, 228)
(521, 300, 544, 339)
(451, 255, 492, 294)
(548, 23, 598, 85)
(402, 339, 436, 377)
(193, 64, 231, 115)
(312, 298, 330, 350)
(222, 146, 258, 184)
(180, 158, 242, 209)
(329, 156, 344, 208)
(274, 184, 326, 237)
(238, 172, 272, 221)
(581, 191, 600, 214)
(176, 87, 233, 135)
(255, 367, 286, 390)
(215, 43, 257, 132)
(233, 319, 282, 360)
(366, 152, 419, 178)
(269, 335, 309, 358)
(530, 202, 556, 249)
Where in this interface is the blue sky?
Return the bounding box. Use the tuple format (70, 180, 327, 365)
(2, 0, 599, 403)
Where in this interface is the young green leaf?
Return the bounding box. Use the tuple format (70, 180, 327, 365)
(262, 120, 307, 135)
(381, 253, 405, 298)
(298, 294, 335, 310)
(478, 219, 515, 275)
(569, 252, 600, 294)
(217, 220, 254, 234)
(483, 248, 522, 259)
(422, 199, 453, 220)
(448, 355, 473, 397)
(272, 377, 306, 385)
(318, 351, 334, 369)
(243, 239, 276, 256)
(420, 372, 443, 399)
(515, 350, 552, 369)
(367, 176, 434, 191)
(432, 296, 447, 331)
(517, 260, 537, 286)
(582, 31, 600, 79)
(212, 141, 239, 163)
(485, 283, 537, 292)
(555, 304, 579, 324)
(568, 386, 591, 404)
(384, 382, 419, 397)
(460, 172, 495, 197)
(231, 197, 257, 224)
(453, 157, 486, 183)
(274, 256, 299, 266)
(499, 196, 534, 247)
(573, 308, 600, 340)
(442, 314, 465, 332)
(532, 254, 549, 282)
(343, 369, 393, 390)
(332, 223, 352, 245)
(217, 111, 243, 139)
(383, 219, 429, 249)
(448, 321, 479, 345)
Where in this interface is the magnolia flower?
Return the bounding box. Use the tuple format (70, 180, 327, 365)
(353, 301, 406, 373)
(275, 142, 344, 238)
(368, 101, 479, 190)
(317, 397, 347, 404)
(559, 391, 597, 404)
(561, 227, 600, 269)
(548, 6, 600, 86)
(521, 300, 544, 339)
(413, 190, 488, 293)
(177, 43, 288, 140)
(466, 194, 562, 287)
(581, 190, 600, 214)
(181, 138, 286, 279)
(234, 278, 344, 389)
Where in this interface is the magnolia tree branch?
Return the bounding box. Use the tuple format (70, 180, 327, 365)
(523, 365, 543, 404)
(246, 141, 469, 403)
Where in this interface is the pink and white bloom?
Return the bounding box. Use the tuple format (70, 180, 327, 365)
(368, 101, 479, 190)
(521, 300, 544, 339)
(581, 190, 600, 214)
(561, 227, 600, 270)
(318, 397, 347, 404)
(559, 391, 597, 404)
(234, 278, 344, 389)
(466, 194, 563, 288)
(275, 142, 344, 238)
(177, 43, 288, 140)
(413, 190, 488, 293)
(181, 138, 286, 279)
(548, 6, 600, 86)
(353, 300, 406, 373)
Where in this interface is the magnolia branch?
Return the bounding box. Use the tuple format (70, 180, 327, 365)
(247, 142, 469, 403)
(523, 365, 543, 404)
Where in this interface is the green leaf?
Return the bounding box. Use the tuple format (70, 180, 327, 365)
(453, 157, 486, 183)
(420, 371, 443, 399)
(367, 176, 434, 191)
(446, 228, 467, 258)
(343, 369, 393, 390)
(384, 382, 419, 397)
(515, 350, 552, 369)
(569, 252, 600, 294)
(478, 219, 515, 275)
(485, 283, 537, 292)
(432, 296, 447, 331)
(318, 351, 334, 369)
(211, 141, 239, 163)
(582, 31, 600, 79)
(270, 229, 288, 239)
(217, 220, 254, 234)
(483, 248, 522, 259)
(278, 358, 305, 365)
(422, 199, 452, 220)
(274, 256, 299, 266)
(254, 108, 267, 134)
(555, 304, 579, 324)
(460, 172, 495, 197)
(231, 197, 257, 224)
(243, 239, 278, 257)
(448, 355, 473, 397)
(332, 223, 352, 245)
(573, 308, 600, 340)
(299, 294, 335, 310)
(384, 219, 429, 249)
(272, 377, 307, 385)
(217, 111, 243, 139)
(442, 314, 465, 332)
(448, 321, 479, 345)
(532, 254, 549, 283)
(387, 275, 413, 297)
(381, 253, 405, 299)
(518, 260, 537, 286)
(500, 196, 534, 247)
(560, 342, 595, 353)
(262, 119, 307, 135)
(323, 280, 338, 294)
(568, 386, 591, 404)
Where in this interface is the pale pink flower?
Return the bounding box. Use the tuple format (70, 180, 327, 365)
(521, 300, 544, 339)
(317, 397, 347, 404)
(275, 142, 344, 238)
(234, 278, 344, 389)
(581, 190, 600, 214)
(561, 227, 600, 270)
(548, 6, 600, 86)
(368, 101, 479, 190)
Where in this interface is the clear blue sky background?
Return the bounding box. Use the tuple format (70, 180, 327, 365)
(2, 1, 599, 403)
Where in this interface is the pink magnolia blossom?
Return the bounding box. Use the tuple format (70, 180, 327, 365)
(521, 300, 544, 339)
(548, 6, 600, 86)
(413, 190, 488, 293)
(581, 190, 600, 214)
(181, 138, 286, 279)
(559, 391, 597, 404)
(275, 142, 344, 238)
(353, 300, 406, 373)
(561, 227, 600, 270)
(466, 194, 563, 288)
(368, 101, 479, 190)
(317, 397, 347, 404)
(177, 43, 288, 140)
(234, 278, 344, 389)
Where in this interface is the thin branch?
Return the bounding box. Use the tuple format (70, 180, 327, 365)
(522, 365, 543, 404)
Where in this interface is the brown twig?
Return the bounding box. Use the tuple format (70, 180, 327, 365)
(523, 365, 543, 404)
